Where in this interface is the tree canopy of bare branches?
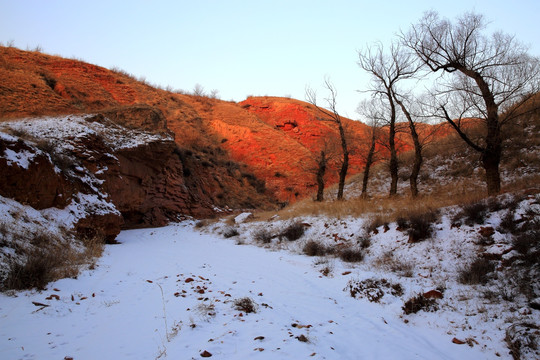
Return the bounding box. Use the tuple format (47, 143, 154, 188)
(358, 41, 420, 196)
(401, 11, 540, 195)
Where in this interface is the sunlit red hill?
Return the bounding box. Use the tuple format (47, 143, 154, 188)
(0, 46, 449, 207)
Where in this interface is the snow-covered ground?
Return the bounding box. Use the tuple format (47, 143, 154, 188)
(1, 218, 529, 360)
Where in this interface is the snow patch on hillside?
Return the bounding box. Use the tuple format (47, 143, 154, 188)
(0, 114, 172, 151)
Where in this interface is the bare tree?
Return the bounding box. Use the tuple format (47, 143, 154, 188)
(306, 78, 350, 200)
(402, 11, 540, 195)
(358, 41, 419, 196)
(193, 83, 205, 97)
(357, 98, 384, 198)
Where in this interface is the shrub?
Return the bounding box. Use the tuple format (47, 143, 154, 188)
(194, 220, 206, 228)
(458, 258, 495, 285)
(513, 224, 539, 255)
(498, 211, 517, 234)
(3, 250, 58, 290)
(280, 222, 305, 241)
(374, 251, 414, 277)
(505, 323, 540, 360)
(195, 301, 216, 320)
(513, 228, 540, 267)
(223, 227, 239, 238)
(253, 228, 273, 244)
(407, 211, 438, 243)
(402, 294, 439, 315)
(365, 216, 388, 234)
(339, 247, 364, 263)
(455, 201, 490, 226)
(313, 257, 334, 276)
(358, 236, 371, 250)
(396, 217, 409, 230)
(345, 278, 403, 302)
(303, 240, 328, 257)
(233, 297, 257, 313)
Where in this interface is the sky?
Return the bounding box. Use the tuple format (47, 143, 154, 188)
(1, 0, 539, 118)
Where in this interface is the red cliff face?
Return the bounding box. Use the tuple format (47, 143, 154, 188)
(0, 132, 123, 242)
(0, 135, 73, 209)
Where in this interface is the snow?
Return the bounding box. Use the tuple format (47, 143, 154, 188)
(234, 212, 253, 224)
(1, 148, 36, 169)
(0, 222, 510, 360)
(0, 114, 172, 152)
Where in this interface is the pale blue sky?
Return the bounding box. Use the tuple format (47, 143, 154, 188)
(1, 0, 539, 117)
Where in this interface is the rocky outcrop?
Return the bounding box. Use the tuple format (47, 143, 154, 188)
(0, 132, 124, 242)
(103, 139, 215, 227)
(0, 134, 73, 209)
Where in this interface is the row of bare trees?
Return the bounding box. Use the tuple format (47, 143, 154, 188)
(307, 10, 540, 201)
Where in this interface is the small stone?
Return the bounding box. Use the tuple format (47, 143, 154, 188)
(200, 350, 212, 357)
(423, 290, 444, 299)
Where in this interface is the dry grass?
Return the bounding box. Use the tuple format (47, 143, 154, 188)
(233, 297, 258, 314)
(255, 183, 485, 225)
(2, 231, 105, 291)
(374, 251, 415, 277)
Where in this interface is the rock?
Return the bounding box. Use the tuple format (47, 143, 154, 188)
(74, 212, 123, 244)
(200, 350, 212, 357)
(423, 290, 444, 299)
(234, 212, 253, 224)
(0, 136, 74, 209)
(483, 244, 514, 261)
(478, 226, 495, 238)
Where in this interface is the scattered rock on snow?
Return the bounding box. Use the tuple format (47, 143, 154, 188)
(296, 334, 309, 342)
(423, 290, 444, 299)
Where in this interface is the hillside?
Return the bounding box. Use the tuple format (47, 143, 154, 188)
(1, 46, 356, 203)
(0, 46, 427, 206)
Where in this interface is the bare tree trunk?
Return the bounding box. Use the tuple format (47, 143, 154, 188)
(337, 123, 349, 200)
(482, 138, 502, 195)
(316, 150, 327, 201)
(410, 145, 422, 197)
(361, 136, 376, 198)
(394, 96, 422, 197)
(388, 101, 398, 197)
